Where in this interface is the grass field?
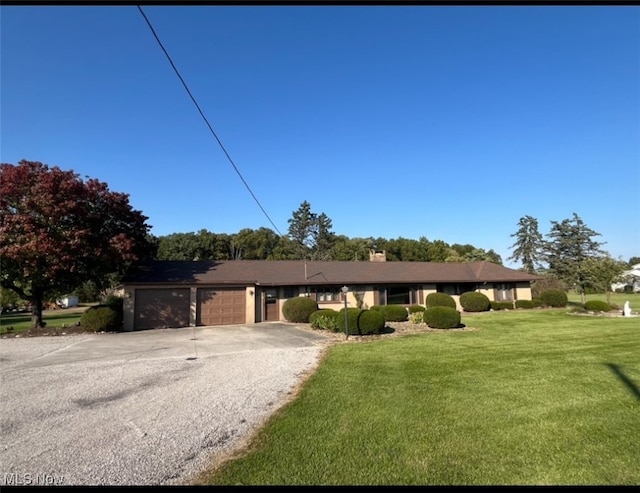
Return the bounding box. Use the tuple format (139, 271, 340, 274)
(195, 308, 640, 485)
(0, 305, 91, 335)
(566, 291, 639, 310)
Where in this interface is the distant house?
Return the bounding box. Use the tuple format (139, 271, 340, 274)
(56, 295, 79, 308)
(611, 263, 640, 293)
(120, 251, 542, 331)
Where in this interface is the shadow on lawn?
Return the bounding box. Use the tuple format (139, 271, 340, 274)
(605, 363, 640, 401)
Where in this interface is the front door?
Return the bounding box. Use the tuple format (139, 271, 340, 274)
(265, 288, 279, 321)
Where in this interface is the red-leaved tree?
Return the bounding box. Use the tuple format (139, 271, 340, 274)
(1, 160, 154, 328)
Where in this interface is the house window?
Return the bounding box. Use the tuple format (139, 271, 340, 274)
(384, 285, 418, 305)
(437, 283, 477, 296)
(283, 287, 297, 299)
(315, 287, 341, 302)
(495, 283, 515, 301)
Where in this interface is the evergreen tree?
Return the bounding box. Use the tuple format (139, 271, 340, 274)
(544, 213, 605, 303)
(508, 215, 544, 273)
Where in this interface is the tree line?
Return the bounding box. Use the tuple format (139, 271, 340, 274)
(150, 201, 503, 264)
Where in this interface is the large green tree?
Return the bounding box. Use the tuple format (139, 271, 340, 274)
(580, 255, 630, 304)
(230, 227, 280, 260)
(544, 213, 605, 303)
(508, 215, 544, 273)
(0, 160, 153, 328)
(287, 201, 336, 260)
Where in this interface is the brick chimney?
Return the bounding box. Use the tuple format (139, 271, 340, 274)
(369, 249, 387, 262)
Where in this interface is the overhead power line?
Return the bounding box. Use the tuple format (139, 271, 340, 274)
(136, 5, 284, 236)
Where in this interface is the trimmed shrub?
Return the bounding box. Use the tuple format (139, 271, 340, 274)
(335, 307, 363, 335)
(425, 292, 456, 309)
(335, 308, 385, 335)
(357, 310, 386, 335)
(104, 295, 124, 318)
(490, 301, 513, 311)
(423, 306, 460, 329)
(531, 298, 543, 308)
(584, 300, 612, 312)
(80, 306, 121, 332)
(459, 291, 490, 312)
(531, 275, 568, 299)
(540, 289, 568, 308)
(309, 309, 339, 331)
(382, 305, 408, 322)
(282, 296, 318, 323)
(408, 305, 425, 313)
(515, 299, 534, 309)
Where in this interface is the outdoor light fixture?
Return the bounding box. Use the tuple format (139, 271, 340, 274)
(341, 286, 349, 340)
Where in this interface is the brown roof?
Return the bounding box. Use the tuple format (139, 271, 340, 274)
(122, 260, 542, 286)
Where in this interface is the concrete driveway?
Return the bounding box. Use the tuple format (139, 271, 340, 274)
(0, 323, 333, 486)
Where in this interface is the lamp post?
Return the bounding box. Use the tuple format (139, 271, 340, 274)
(341, 285, 349, 340)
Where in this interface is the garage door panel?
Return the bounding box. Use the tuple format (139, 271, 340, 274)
(135, 289, 190, 330)
(197, 288, 246, 326)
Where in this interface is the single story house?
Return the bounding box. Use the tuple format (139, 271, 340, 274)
(121, 251, 541, 331)
(611, 263, 640, 293)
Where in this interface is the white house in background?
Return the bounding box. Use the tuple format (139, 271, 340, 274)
(56, 295, 79, 308)
(611, 263, 640, 293)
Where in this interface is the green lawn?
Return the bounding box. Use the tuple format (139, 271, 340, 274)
(0, 306, 89, 335)
(196, 309, 640, 485)
(566, 291, 639, 310)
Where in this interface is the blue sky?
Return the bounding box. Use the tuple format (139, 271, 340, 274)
(2, 5, 639, 267)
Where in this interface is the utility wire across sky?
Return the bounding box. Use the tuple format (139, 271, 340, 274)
(136, 5, 284, 236)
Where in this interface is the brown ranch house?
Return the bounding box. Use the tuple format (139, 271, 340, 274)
(121, 251, 541, 331)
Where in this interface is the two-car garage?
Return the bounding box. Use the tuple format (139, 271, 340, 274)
(133, 287, 246, 330)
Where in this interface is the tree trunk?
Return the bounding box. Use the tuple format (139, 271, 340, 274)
(606, 290, 611, 305)
(31, 295, 44, 328)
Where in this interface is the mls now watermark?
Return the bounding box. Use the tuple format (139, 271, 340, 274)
(4, 472, 64, 485)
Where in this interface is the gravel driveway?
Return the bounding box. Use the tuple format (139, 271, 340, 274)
(0, 323, 333, 486)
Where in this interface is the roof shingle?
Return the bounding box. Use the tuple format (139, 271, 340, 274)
(122, 260, 542, 286)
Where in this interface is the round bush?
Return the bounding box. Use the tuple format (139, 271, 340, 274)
(515, 299, 534, 309)
(425, 292, 456, 309)
(584, 300, 612, 312)
(423, 306, 461, 329)
(80, 306, 121, 332)
(382, 305, 408, 322)
(408, 305, 425, 313)
(540, 289, 568, 308)
(309, 309, 339, 331)
(459, 291, 490, 312)
(335, 308, 385, 335)
(357, 310, 386, 335)
(282, 296, 318, 323)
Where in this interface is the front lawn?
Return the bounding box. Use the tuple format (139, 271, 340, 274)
(195, 309, 640, 485)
